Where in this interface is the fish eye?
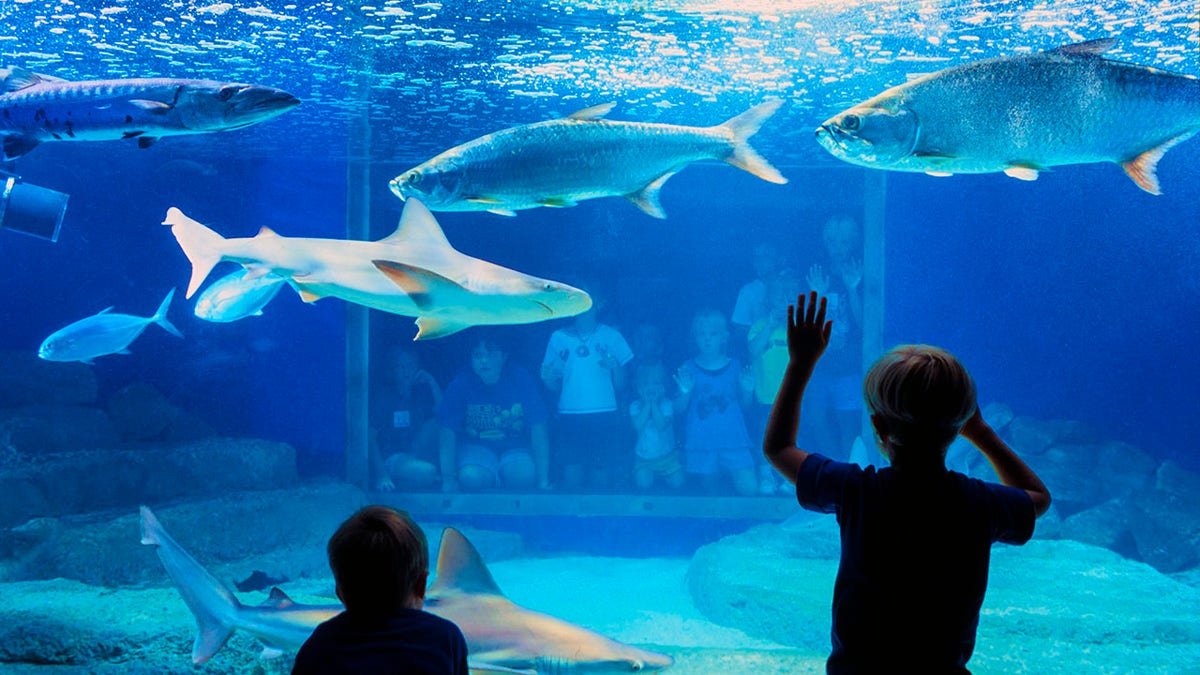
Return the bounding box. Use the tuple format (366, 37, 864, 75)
(406, 171, 421, 184)
(218, 86, 238, 102)
(842, 114, 861, 131)
(543, 282, 554, 291)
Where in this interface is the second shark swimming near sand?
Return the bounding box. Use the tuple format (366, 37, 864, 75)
(141, 507, 674, 674)
(165, 199, 591, 340)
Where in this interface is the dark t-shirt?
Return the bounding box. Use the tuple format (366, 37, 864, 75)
(795, 453, 1035, 674)
(291, 608, 469, 675)
(372, 381, 438, 461)
(437, 364, 547, 451)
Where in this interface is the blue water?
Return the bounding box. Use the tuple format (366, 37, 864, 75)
(0, 4, 1197, 483)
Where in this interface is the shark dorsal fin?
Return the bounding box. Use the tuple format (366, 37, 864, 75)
(1050, 38, 1117, 57)
(255, 226, 280, 238)
(261, 587, 295, 609)
(379, 198, 453, 250)
(429, 527, 504, 596)
(567, 102, 616, 121)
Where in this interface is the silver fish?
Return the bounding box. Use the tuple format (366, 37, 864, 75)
(815, 39, 1200, 194)
(38, 289, 182, 364)
(391, 101, 787, 218)
(0, 66, 299, 160)
(193, 267, 287, 323)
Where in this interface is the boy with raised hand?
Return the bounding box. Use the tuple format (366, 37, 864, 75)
(764, 291, 1051, 674)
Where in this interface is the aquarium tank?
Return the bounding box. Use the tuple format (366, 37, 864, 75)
(0, 1, 1198, 673)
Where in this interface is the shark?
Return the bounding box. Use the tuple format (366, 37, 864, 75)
(140, 506, 674, 674)
(164, 198, 592, 340)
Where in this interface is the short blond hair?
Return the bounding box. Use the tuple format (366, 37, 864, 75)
(864, 345, 976, 462)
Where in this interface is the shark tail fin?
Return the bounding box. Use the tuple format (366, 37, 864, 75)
(719, 100, 788, 185)
(164, 207, 225, 299)
(151, 288, 183, 338)
(139, 506, 241, 664)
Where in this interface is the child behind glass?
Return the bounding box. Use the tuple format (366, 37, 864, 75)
(674, 308, 757, 496)
(630, 361, 685, 491)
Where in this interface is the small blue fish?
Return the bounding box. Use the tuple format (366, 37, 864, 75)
(38, 289, 182, 364)
(193, 268, 286, 323)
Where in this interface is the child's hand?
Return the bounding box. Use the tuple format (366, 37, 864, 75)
(739, 365, 755, 392)
(806, 264, 830, 295)
(959, 406, 991, 442)
(674, 367, 694, 395)
(841, 258, 864, 291)
(788, 291, 832, 366)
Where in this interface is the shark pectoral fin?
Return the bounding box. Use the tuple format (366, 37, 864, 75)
(372, 260, 466, 310)
(137, 136, 159, 149)
(2, 133, 41, 160)
(469, 662, 536, 675)
(566, 102, 615, 121)
(1121, 132, 1193, 196)
(537, 197, 577, 208)
(626, 171, 675, 219)
(1003, 165, 1041, 181)
(924, 170, 954, 177)
(413, 316, 470, 340)
(129, 99, 173, 113)
(487, 208, 517, 217)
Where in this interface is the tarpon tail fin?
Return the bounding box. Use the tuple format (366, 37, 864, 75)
(1120, 131, 1195, 195)
(429, 527, 505, 596)
(164, 207, 226, 299)
(720, 100, 788, 185)
(151, 288, 183, 338)
(140, 506, 241, 664)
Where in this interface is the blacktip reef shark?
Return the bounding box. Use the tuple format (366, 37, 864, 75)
(164, 198, 592, 340)
(0, 66, 298, 160)
(140, 507, 674, 674)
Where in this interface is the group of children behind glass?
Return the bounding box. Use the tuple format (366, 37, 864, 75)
(371, 216, 874, 496)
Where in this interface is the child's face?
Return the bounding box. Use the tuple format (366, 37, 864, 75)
(752, 245, 780, 281)
(391, 351, 420, 384)
(637, 369, 665, 400)
(693, 319, 727, 356)
(471, 345, 507, 385)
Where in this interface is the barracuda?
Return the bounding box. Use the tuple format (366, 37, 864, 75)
(391, 101, 787, 218)
(0, 66, 299, 160)
(815, 39, 1200, 194)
